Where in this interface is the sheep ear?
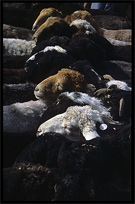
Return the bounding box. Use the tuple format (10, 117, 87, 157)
(83, 130, 100, 141)
(57, 82, 64, 91)
(102, 116, 120, 125)
(86, 84, 96, 96)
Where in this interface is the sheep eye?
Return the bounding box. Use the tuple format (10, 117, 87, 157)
(99, 124, 108, 131)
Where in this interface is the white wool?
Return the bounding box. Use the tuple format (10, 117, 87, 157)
(70, 19, 96, 33)
(37, 113, 66, 137)
(43, 45, 67, 54)
(3, 100, 49, 133)
(26, 50, 43, 62)
(106, 80, 132, 91)
(37, 103, 111, 141)
(3, 38, 36, 56)
(26, 45, 67, 62)
(106, 38, 131, 46)
(61, 92, 111, 114)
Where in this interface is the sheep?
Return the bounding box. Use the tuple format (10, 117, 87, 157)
(3, 83, 36, 105)
(3, 163, 59, 201)
(107, 61, 131, 79)
(15, 123, 131, 167)
(66, 37, 106, 66)
(3, 24, 34, 40)
(71, 31, 114, 60)
(92, 15, 131, 30)
(3, 69, 28, 84)
(3, 55, 29, 69)
(3, 38, 36, 56)
(3, 124, 131, 201)
(94, 76, 132, 122)
(3, 100, 50, 134)
(38, 91, 104, 125)
(31, 36, 70, 55)
(24, 46, 76, 83)
(32, 16, 76, 44)
(113, 45, 131, 62)
(37, 102, 118, 141)
(32, 7, 63, 31)
(95, 60, 131, 81)
(15, 132, 67, 166)
(99, 37, 131, 62)
(104, 75, 132, 91)
(64, 10, 101, 34)
(70, 19, 97, 34)
(69, 60, 102, 88)
(102, 29, 131, 42)
(34, 68, 96, 101)
(106, 38, 131, 46)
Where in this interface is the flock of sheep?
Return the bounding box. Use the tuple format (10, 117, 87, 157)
(3, 2, 132, 202)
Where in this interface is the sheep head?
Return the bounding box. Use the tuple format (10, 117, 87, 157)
(64, 10, 101, 34)
(32, 17, 73, 43)
(37, 105, 120, 141)
(34, 68, 88, 101)
(32, 8, 63, 31)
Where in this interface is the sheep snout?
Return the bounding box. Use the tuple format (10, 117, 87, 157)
(36, 127, 43, 137)
(32, 24, 37, 32)
(34, 86, 44, 99)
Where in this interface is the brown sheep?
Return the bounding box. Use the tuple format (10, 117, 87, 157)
(34, 68, 95, 101)
(3, 24, 34, 41)
(32, 7, 63, 31)
(64, 10, 101, 34)
(102, 29, 131, 42)
(32, 17, 74, 43)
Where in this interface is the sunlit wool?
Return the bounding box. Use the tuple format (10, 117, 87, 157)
(37, 97, 111, 141)
(3, 100, 49, 133)
(3, 38, 36, 56)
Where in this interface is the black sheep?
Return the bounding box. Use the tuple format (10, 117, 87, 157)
(15, 133, 67, 167)
(31, 36, 70, 55)
(69, 60, 102, 88)
(96, 60, 131, 80)
(66, 37, 106, 66)
(24, 49, 76, 83)
(3, 55, 29, 69)
(72, 31, 115, 60)
(3, 124, 131, 201)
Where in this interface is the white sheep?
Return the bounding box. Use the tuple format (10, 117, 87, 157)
(70, 19, 97, 34)
(3, 38, 36, 56)
(37, 96, 115, 141)
(3, 100, 50, 133)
